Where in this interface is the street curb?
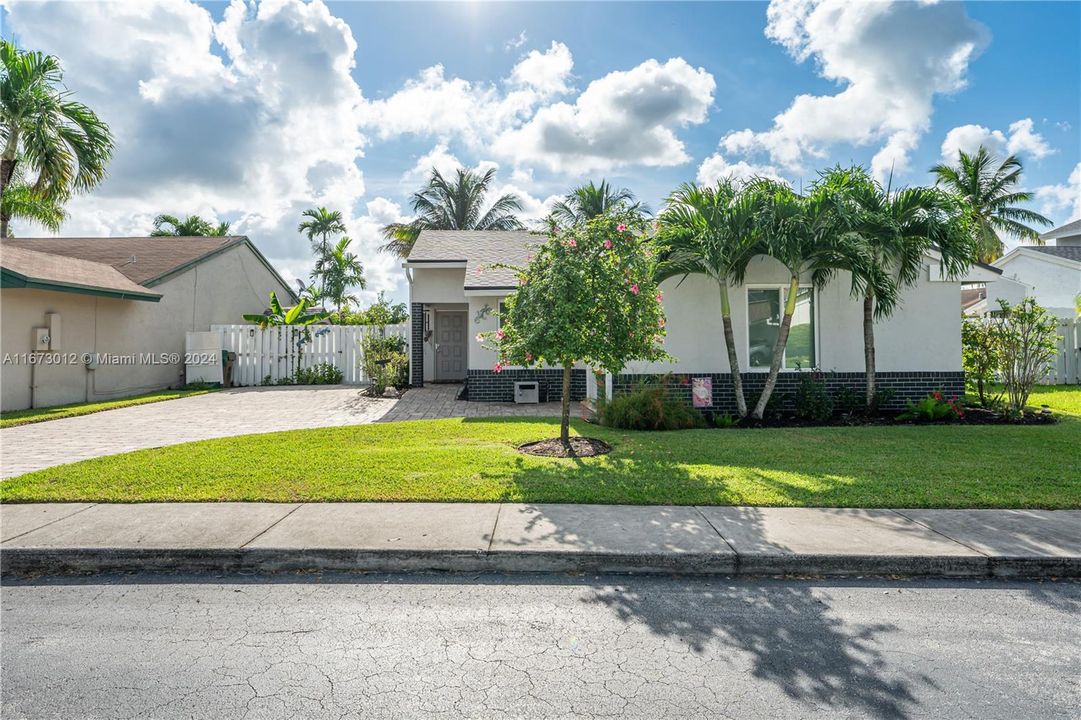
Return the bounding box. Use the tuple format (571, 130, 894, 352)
(3, 547, 1079, 578)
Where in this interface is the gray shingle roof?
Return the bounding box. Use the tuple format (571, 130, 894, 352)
(1040, 219, 1081, 241)
(409, 230, 542, 289)
(1029, 246, 1081, 263)
(1, 244, 162, 300)
(2, 236, 245, 285)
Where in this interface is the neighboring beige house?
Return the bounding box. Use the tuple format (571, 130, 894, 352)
(404, 230, 1000, 412)
(1, 236, 295, 411)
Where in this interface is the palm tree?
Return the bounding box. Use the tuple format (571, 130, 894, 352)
(150, 214, 230, 236)
(549, 180, 646, 227)
(380, 167, 524, 257)
(931, 146, 1051, 263)
(0, 161, 65, 234)
(312, 236, 367, 316)
(825, 166, 975, 408)
(745, 177, 866, 420)
(298, 207, 346, 295)
(656, 181, 760, 417)
(0, 40, 113, 238)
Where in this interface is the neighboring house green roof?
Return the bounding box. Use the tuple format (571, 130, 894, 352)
(0, 244, 162, 301)
(0, 236, 297, 303)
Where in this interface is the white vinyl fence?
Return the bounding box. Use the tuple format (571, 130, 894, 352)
(211, 323, 408, 386)
(1044, 317, 1080, 385)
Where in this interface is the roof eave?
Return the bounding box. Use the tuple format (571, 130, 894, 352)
(0, 268, 162, 301)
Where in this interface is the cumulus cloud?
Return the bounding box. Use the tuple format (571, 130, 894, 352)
(508, 41, 573, 97)
(493, 58, 716, 173)
(696, 153, 787, 186)
(939, 118, 1054, 162)
(1034, 162, 1081, 222)
(720, 0, 989, 179)
(4, 0, 402, 301)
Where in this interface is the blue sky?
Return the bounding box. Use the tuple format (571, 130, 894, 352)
(3, 0, 1079, 303)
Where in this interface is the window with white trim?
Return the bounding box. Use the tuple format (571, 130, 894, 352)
(747, 287, 815, 369)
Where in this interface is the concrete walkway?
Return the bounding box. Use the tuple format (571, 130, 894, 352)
(2, 503, 1078, 578)
(0, 385, 583, 478)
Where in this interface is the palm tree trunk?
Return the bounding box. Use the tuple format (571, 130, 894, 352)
(560, 364, 572, 445)
(863, 292, 876, 410)
(0, 155, 17, 239)
(719, 283, 747, 417)
(751, 276, 800, 420)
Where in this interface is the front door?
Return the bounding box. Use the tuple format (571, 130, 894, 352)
(435, 311, 467, 381)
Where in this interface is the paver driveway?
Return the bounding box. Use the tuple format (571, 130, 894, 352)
(0, 385, 581, 479)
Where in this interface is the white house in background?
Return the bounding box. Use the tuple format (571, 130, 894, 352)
(985, 220, 1081, 319)
(1, 236, 295, 411)
(404, 230, 999, 413)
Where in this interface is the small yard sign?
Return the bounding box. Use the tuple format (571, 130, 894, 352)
(692, 377, 712, 408)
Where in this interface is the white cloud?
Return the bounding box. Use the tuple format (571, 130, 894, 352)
(721, 0, 989, 180)
(696, 153, 786, 186)
(940, 118, 1054, 162)
(508, 41, 573, 97)
(504, 31, 528, 51)
(401, 143, 464, 184)
(4, 0, 402, 301)
(492, 57, 716, 173)
(1034, 162, 1081, 222)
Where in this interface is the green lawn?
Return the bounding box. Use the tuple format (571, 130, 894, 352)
(0, 388, 216, 429)
(2, 386, 1078, 508)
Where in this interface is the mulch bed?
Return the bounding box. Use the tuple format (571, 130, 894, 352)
(519, 437, 612, 458)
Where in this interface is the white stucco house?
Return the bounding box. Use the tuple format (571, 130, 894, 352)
(1, 236, 295, 411)
(983, 220, 1081, 319)
(404, 230, 998, 412)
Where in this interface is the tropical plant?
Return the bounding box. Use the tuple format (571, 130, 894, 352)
(312, 236, 366, 316)
(298, 207, 347, 295)
(0, 161, 64, 233)
(150, 214, 230, 237)
(293, 362, 344, 385)
(483, 210, 669, 445)
(961, 316, 1005, 408)
(791, 370, 834, 422)
(744, 177, 865, 420)
(993, 298, 1059, 414)
(897, 391, 964, 423)
(242, 291, 331, 328)
(931, 145, 1052, 263)
(345, 291, 409, 328)
(0, 40, 114, 238)
(380, 167, 524, 257)
(361, 334, 409, 395)
(600, 378, 705, 431)
(656, 181, 760, 417)
(826, 166, 975, 408)
(549, 180, 646, 227)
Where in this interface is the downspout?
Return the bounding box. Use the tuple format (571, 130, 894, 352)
(405, 264, 415, 386)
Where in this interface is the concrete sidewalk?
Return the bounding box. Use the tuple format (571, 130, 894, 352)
(2, 502, 1079, 578)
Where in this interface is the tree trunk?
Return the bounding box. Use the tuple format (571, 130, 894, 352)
(719, 283, 747, 417)
(751, 275, 800, 420)
(863, 292, 876, 410)
(560, 364, 572, 445)
(0, 155, 17, 239)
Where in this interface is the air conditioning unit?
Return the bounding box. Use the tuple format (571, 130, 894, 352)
(514, 381, 539, 404)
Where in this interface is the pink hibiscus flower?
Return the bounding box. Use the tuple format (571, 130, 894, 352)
(604, 239, 613, 249)
(496, 329, 505, 340)
(567, 238, 577, 248)
(630, 283, 640, 295)
(617, 223, 627, 232)
(475, 333, 484, 343)
(656, 291, 664, 302)
(493, 362, 503, 373)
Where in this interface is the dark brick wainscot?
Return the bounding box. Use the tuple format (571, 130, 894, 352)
(466, 368, 587, 403)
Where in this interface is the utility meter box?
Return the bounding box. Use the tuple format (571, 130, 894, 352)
(46, 312, 61, 351)
(33, 327, 50, 352)
(514, 381, 539, 404)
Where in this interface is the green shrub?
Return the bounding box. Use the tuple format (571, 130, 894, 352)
(897, 392, 964, 423)
(791, 372, 833, 422)
(600, 380, 705, 431)
(294, 362, 344, 385)
(361, 334, 409, 395)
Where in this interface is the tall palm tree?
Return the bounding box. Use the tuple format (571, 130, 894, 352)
(745, 177, 867, 420)
(656, 181, 760, 417)
(298, 207, 347, 295)
(0, 40, 113, 238)
(312, 236, 367, 316)
(150, 214, 230, 236)
(380, 167, 524, 257)
(824, 166, 975, 408)
(549, 180, 646, 227)
(1, 161, 65, 234)
(931, 146, 1051, 263)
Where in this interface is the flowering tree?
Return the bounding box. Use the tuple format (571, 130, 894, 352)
(482, 210, 669, 446)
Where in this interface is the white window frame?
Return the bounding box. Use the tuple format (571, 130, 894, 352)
(744, 284, 820, 372)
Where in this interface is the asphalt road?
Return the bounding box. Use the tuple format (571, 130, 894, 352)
(1, 574, 1078, 719)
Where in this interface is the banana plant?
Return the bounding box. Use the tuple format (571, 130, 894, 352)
(243, 291, 331, 328)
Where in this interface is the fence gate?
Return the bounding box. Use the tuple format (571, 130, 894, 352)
(1045, 318, 1080, 385)
(211, 323, 408, 387)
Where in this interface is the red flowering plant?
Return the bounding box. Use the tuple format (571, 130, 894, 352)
(480, 209, 670, 446)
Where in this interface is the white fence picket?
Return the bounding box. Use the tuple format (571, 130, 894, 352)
(210, 323, 409, 386)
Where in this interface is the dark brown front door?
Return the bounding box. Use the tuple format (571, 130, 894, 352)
(435, 311, 467, 381)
